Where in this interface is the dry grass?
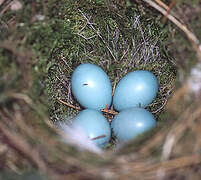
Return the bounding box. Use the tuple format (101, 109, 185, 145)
(0, 0, 201, 179)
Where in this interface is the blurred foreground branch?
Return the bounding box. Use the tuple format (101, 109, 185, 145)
(142, 0, 201, 61)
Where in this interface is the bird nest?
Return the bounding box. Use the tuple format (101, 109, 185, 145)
(1, 0, 201, 179)
(47, 9, 176, 121)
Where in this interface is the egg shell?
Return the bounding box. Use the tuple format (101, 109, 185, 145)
(111, 107, 156, 142)
(71, 63, 112, 110)
(113, 70, 158, 111)
(72, 109, 111, 148)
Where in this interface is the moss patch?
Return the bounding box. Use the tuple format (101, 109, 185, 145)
(42, 1, 176, 123)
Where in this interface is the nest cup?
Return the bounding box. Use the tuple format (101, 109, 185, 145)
(47, 7, 176, 148)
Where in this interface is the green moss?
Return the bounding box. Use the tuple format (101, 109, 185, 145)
(0, 0, 177, 121)
(0, 0, 177, 148)
(29, 0, 176, 122)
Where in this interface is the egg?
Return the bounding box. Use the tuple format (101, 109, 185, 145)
(111, 108, 156, 142)
(72, 109, 111, 148)
(113, 70, 158, 111)
(71, 63, 112, 110)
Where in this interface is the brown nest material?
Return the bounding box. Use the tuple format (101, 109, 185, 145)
(0, 0, 201, 179)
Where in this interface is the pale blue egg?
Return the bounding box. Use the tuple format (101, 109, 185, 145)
(71, 63, 112, 110)
(113, 70, 158, 111)
(111, 108, 156, 142)
(72, 109, 111, 148)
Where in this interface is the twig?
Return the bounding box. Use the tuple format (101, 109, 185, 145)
(155, 0, 178, 21)
(0, 118, 47, 172)
(78, 9, 117, 62)
(112, 79, 117, 96)
(57, 98, 118, 115)
(57, 98, 81, 111)
(0, 0, 12, 14)
(126, 154, 201, 173)
(155, 0, 169, 10)
(152, 99, 167, 114)
(162, 103, 201, 161)
(91, 135, 106, 141)
(142, 0, 201, 62)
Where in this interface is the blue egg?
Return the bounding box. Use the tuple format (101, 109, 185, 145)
(113, 70, 158, 111)
(111, 108, 156, 142)
(71, 63, 112, 110)
(72, 109, 111, 147)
